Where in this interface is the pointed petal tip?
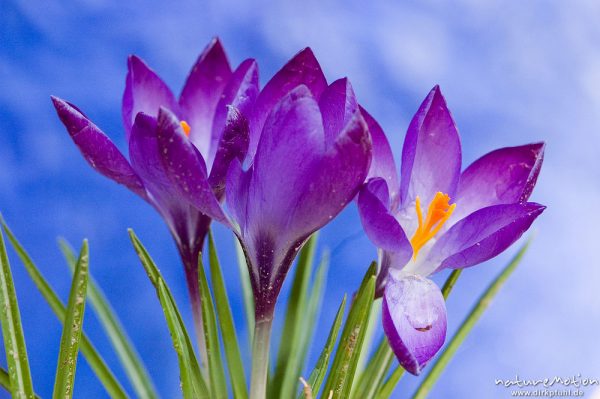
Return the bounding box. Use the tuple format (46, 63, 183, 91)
(204, 36, 227, 57)
(127, 54, 145, 69)
(289, 47, 322, 71)
(50, 95, 69, 112)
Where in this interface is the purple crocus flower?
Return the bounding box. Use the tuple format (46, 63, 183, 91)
(51, 38, 256, 346)
(158, 48, 373, 321)
(358, 85, 545, 375)
(155, 48, 372, 397)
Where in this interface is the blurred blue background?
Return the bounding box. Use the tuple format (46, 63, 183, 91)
(1, 0, 599, 398)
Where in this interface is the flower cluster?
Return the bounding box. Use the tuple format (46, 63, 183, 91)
(52, 38, 545, 383)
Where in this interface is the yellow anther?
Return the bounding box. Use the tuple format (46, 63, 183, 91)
(410, 192, 456, 259)
(180, 120, 191, 137)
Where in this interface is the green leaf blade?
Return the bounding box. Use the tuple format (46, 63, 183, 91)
(197, 244, 228, 398)
(234, 239, 254, 344)
(323, 262, 377, 399)
(297, 295, 346, 399)
(2, 222, 128, 399)
(272, 234, 318, 397)
(0, 227, 34, 399)
(208, 233, 247, 399)
(58, 239, 158, 399)
(129, 229, 209, 399)
(284, 251, 329, 399)
(53, 241, 90, 399)
(352, 337, 394, 399)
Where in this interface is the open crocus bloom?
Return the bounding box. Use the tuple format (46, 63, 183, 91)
(51, 38, 257, 320)
(358, 85, 545, 375)
(159, 48, 373, 321)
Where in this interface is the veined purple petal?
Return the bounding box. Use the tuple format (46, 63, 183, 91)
(155, 107, 228, 223)
(209, 107, 250, 199)
(51, 96, 148, 200)
(179, 38, 232, 157)
(427, 202, 546, 271)
(362, 107, 400, 207)
(123, 55, 178, 141)
(128, 112, 173, 203)
(358, 178, 412, 262)
(207, 59, 258, 179)
(358, 178, 413, 296)
(246, 85, 325, 236)
(399, 86, 461, 208)
(225, 158, 252, 233)
(318, 78, 358, 146)
(247, 48, 327, 161)
(453, 143, 545, 221)
(288, 109, 372, 237)
(382, 274, 447, 376)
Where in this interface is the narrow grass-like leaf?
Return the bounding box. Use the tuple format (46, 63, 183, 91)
(375, 366, 405, 399)
(197, 246, 227, 398)
(52, 241, 89, 399)
(59, 239, 158, 399)
(283, 251, 329, 399)
(0, 228, 34, 399)
(129, 229, 209, 398)
(352, 337, 394, 399)
(0, 367, 9, 393)
(234, 239, 254, 344)
(1, 222, 128, 399)
(0, 367, 40, 399)
(441, 269, 462, 300)
(272, 234, 318, 397)
(351, 297, 382, 396)
(323, 262, 377, 398)
(411, 238, 534, 399)
(207, 233, 247, 399)
(296, 295, 346, 399)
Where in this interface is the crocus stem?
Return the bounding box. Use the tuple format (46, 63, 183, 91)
(411, 238, 533, 399)
(182, 255, 209, 371)
(250, 317, 273, 399)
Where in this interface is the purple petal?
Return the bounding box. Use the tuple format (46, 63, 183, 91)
(427, 202, 546, 271)
(453, 143, 545, 221)
(128, 112, 174, 204)
(225, 158, 252, 233)
(154, 107, 228, 223)
(122, 55, 178, 141)
(361, 107, 400, 206)
(382, 274, 447, 375)
(318, 78, 358, 146)
(128, 111, 213, 258)
(209, 106, 250, 199)
(358, 178, 413, 296)
(179, 38, 232, 157)
(358, 178, 412, 261)
(247, 48, 327, 160)
(51, 96, 148, 199)
(246, 85, 325, 235)
(207, 59, 258, 177)
(287, 109, 372, 237)
(399, 86, 461, 207)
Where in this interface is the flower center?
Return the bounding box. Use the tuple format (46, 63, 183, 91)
(180, 121, 191, 137)
(410, 192, 456, 259)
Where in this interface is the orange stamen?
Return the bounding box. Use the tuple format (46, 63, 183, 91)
(410, 192, 456, 259)
(180, 120, 191, 137)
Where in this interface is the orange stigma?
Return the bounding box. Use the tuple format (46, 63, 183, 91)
(410, 192, 456, 259)
(180, 121, 191, 137)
